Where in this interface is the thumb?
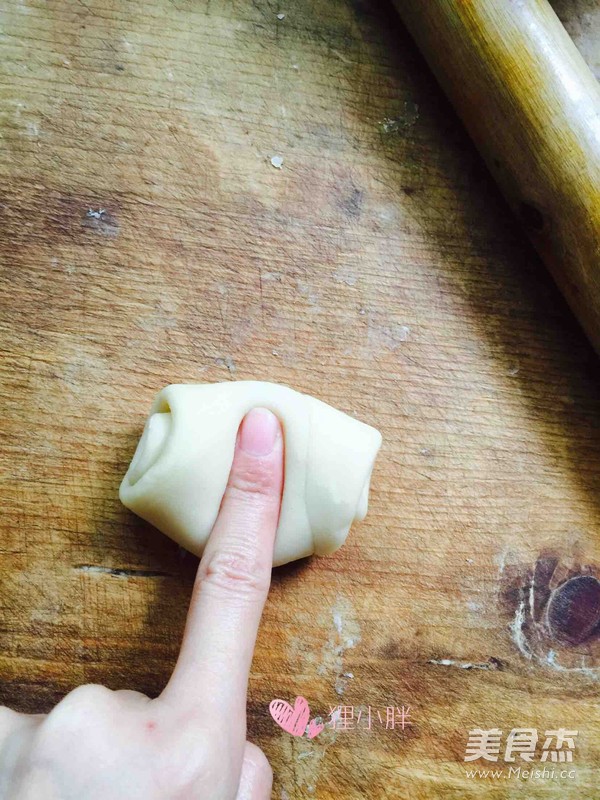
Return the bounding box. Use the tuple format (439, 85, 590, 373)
(235, 742, 273, 800)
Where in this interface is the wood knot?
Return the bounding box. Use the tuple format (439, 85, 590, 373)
(546, 575, 600, 646)
(519, 202, 545, 232)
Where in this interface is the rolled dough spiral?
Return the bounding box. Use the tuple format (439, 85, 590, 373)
(119, 382, 382, 566)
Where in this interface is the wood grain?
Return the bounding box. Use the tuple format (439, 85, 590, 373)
(0, 0, 599, 797)
(393, 0, 600, 355)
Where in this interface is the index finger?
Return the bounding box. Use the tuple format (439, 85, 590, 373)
(161, 408, 284, 718)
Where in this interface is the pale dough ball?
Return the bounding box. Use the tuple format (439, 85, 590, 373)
(120, 382, 382, 566)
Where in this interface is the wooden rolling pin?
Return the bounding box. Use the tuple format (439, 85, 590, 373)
(392, 0, 600, 352)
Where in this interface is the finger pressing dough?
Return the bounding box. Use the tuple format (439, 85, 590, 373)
(119, 381, 382, 566)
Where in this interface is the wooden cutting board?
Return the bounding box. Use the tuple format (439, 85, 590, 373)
(1, 0, 599, 797)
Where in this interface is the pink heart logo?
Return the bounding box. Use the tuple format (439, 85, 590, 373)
(307, 717, 325, 739)
(269, 696, 310, 737)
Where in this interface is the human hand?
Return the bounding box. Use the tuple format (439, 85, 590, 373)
(0, 408, 284, 800)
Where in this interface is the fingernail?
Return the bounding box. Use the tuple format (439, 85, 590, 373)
(239, 408, 279, 456)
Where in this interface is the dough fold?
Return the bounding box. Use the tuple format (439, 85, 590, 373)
(119, 381, 382, 566)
